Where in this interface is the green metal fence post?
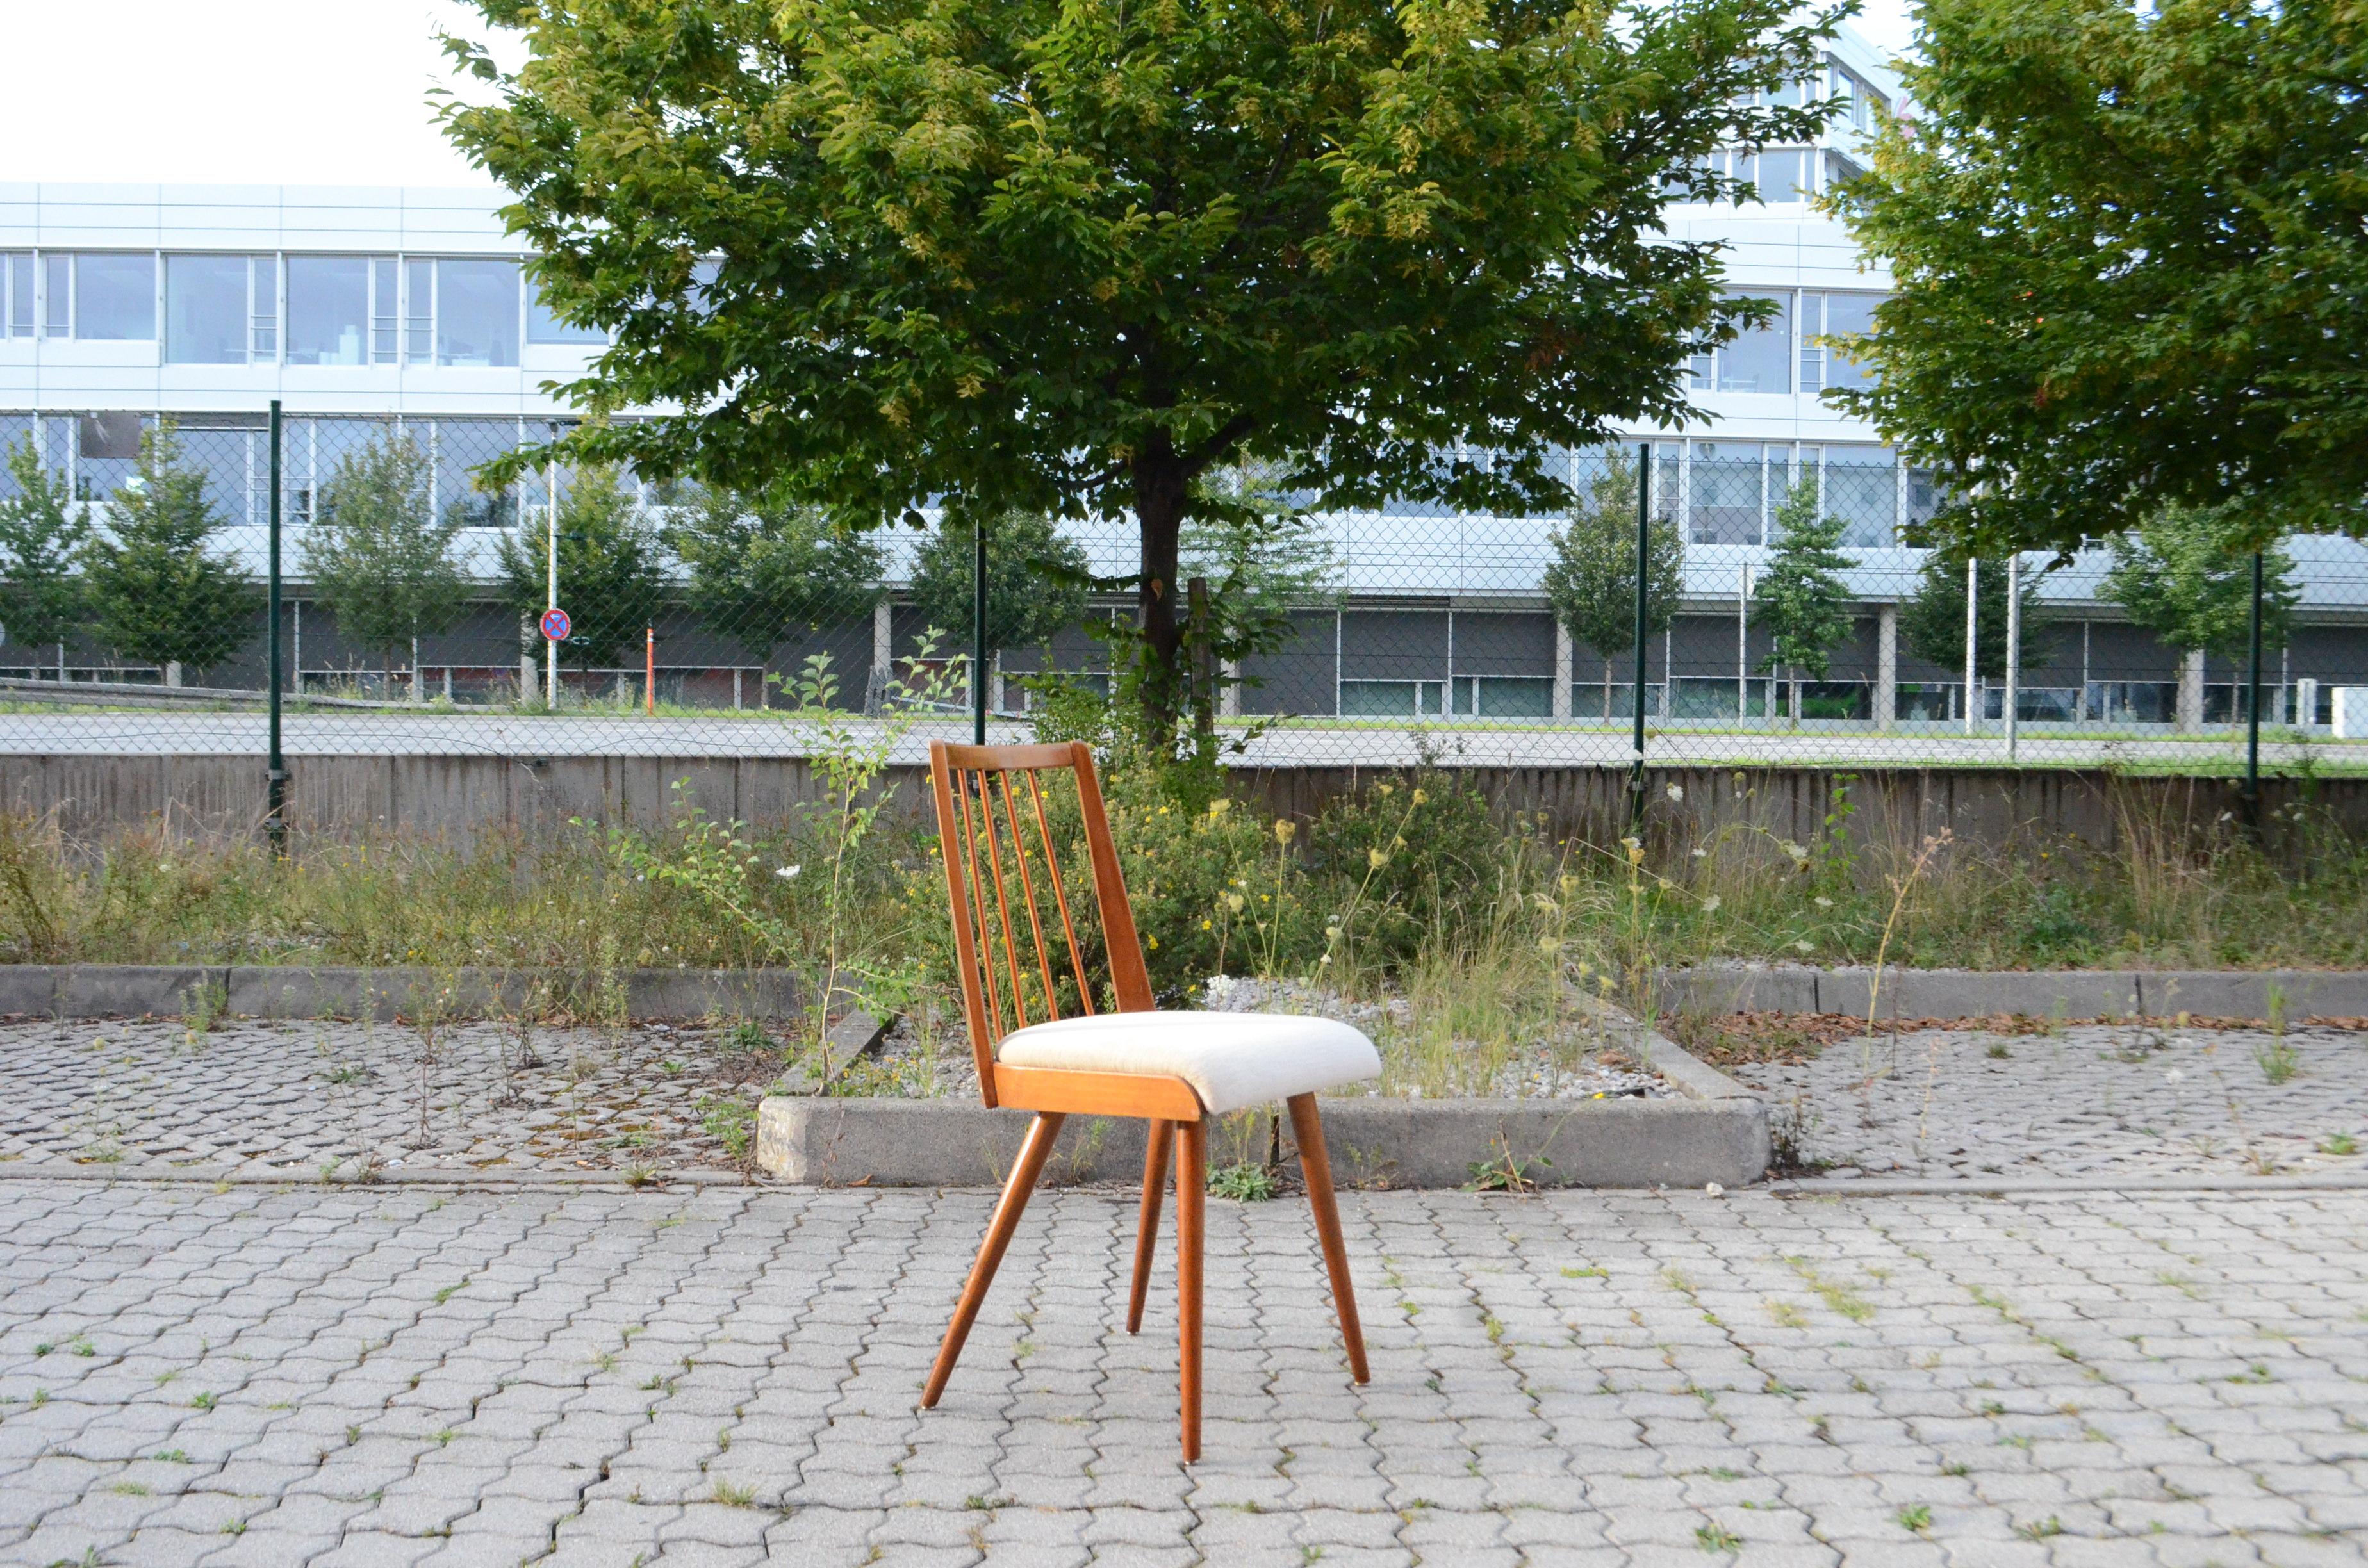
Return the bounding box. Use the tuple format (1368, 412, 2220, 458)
(265, 398, 287, 854)
(2246, 548, 2264, 826)
(1630, 443, 1652, 827)
(972, 516, 988, 746)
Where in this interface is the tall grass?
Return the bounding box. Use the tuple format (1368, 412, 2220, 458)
(4, 775, 2364, 990)
(0, 808, 923, 974)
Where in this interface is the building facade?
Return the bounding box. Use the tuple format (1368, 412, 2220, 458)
(4, 26, 2364, 726)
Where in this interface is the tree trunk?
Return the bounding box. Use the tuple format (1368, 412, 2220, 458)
(1130, 434, 1191, 738)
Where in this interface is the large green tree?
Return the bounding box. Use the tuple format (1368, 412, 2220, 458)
(302, 430, 469, 692)
(0, 439, 86, 663)
(2103, 507, 2299, 664)
(495, 465, 668, 676)
(439, 0, 1839, 731)
(1755, 479, 1857, 721)
(664, 483, 884, 663)
(82, 427, 260, 683)
(1899, 550, 2049, 682)
(1830, 0, 2368, 554)
(1543, 451, 1683, 716)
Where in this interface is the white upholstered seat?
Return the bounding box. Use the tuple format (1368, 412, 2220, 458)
(995, 1010, 1381, 1115)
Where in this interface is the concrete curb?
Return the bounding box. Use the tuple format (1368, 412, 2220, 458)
(0, 964, 804, 1022)
(755, 1006, 1770, 1191)
(1653, 965, 2368, 1022)
(0, 1164, 752, 1189)
(1773, 1175, 2368, 1196)
(0, 1166, 2359, 1196)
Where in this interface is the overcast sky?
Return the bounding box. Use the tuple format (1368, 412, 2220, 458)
(3, 0, 1920, 188)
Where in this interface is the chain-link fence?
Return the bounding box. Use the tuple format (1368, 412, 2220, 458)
(3, 407, 2366, 775)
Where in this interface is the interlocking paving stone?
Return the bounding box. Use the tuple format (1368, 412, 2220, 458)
(6, 1016, 2363, 1189)
(1732, 1022, 2368, 1180)
(0, 1018, 764, 1176)
(2, 1183, 2365, 1565)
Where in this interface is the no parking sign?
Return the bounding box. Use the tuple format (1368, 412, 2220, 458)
(539, 608, 572, 641)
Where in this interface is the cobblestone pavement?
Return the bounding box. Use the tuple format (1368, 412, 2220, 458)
(3, 1182, 2365, 1567)
(1730, 1025, 2368, 1182)
(0, 1019, 777, 1177)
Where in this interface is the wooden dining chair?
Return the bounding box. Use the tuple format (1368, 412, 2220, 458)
(921, 739, 1377, 1462)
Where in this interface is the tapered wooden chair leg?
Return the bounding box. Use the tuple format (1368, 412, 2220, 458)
(1287, 1093, 1369, 1384)
(922, 1111, 1067, 1409)
(1174, 1118, 1206, 1463)
(1128, 1118, 1172, 1334)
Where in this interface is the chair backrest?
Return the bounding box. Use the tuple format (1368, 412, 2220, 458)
(928, 740, 1155, 1107)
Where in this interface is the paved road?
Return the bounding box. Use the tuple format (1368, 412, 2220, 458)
(0, 711, 2337, 769)
(3, 1181, 2364, 1567)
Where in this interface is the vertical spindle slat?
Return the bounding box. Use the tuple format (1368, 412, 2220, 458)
(997, 770, 1062, 1021)
(1026, 771, 1096, 1016)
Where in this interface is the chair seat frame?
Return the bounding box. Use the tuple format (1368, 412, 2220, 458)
(919, 740, 1368, 1462)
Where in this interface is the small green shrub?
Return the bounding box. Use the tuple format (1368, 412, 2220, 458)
(1207, 1163, 1280, 1202)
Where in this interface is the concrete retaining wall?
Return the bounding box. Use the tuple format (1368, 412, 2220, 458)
(0, 964, 802, 1022)
(8, 752, 2366, 856)
(1655, 966, 2368, 1021)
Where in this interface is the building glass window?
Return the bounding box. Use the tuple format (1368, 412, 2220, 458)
(1828, 64, 1889, 131)
(0, 414, 31, 501)
(1340, 680, 1449, 717)
(527, 278, 605, 345)
(286, 256, 371, 365)
(1716, 292, 1792, 394)
(311, 418, 389, 503)
(42, 256, 69, 336)
(165, 254, 270, 364)
(1819, 445, 1898, 547)
(1451, 676, 1552, 718)
(1820, 291, 1880, 390)
(434, 419, 523, 527)
(372, 259, 399, 363)
(252, 257, 278, 360)
(3, 254, 29, 339)
(1799, 291, 1886, 393)
(1736, 149, 1813, 201)
(436, 259, 520, 367)
(404, 259, 434, 365)
(73, 254, 156, 340)
(1907, 468, 1948, 537)
(1690, 442, 1770, 545)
